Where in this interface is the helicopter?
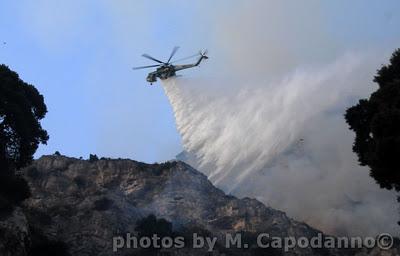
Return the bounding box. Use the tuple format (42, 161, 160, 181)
(133, 46, 208, 85)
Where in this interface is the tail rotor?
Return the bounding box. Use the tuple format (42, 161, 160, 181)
(200, 49, 209, 59)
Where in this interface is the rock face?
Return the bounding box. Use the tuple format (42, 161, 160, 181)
(0, 208, 30, 256)
(0, 155, 398, 255)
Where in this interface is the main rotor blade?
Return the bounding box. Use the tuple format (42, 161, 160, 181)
(142, 54, 164, 64)
(132, 64, 161, 70)
(171, 53, 200, 63)
(167, 46, 180, 63)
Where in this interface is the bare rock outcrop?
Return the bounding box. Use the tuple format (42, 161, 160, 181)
(0, 155, 397, 255)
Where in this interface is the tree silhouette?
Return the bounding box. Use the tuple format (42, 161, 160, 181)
(133, 215, 174, 256)
(0, 64, 48, 211)
(135, 214, 173, 237)
(345, 49, 400, 191)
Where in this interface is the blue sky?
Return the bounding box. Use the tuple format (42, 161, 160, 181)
(0, 0, 399, 163)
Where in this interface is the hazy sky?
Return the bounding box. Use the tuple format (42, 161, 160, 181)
(0, 0, 399, 163)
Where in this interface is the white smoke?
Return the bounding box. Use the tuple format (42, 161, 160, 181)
(162, 53, 399, 236)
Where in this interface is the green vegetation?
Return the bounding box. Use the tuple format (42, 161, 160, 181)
(345, 49, 400, 191)
(0, 64, 48, 212)
(93, 197, 114, 211)
(89, 154, 99, 162)
(28, 226, 70, 256)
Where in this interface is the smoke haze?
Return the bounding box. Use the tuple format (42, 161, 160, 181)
(162, 53, 398, 236)
(157, 0, 400, 237)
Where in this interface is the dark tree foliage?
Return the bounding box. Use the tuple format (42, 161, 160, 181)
(0, 64, 48, 210)
(28, 227, 70, 256)
(133, 215, 174, 256)
(29, 241, 70, 256)
(93, 197, 114, 211)
(135, 214, 173, 237)
(345, 49, 400, 191)
(89, 154, 99, 162)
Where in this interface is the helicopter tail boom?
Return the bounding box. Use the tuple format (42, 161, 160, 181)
(174, 50, 208, 71)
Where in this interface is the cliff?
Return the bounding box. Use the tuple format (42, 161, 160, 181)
(0, 155, 397, 255)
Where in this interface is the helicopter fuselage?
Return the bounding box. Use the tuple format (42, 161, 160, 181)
(146, 55, 208, 85)
(146, 65, 176, 84)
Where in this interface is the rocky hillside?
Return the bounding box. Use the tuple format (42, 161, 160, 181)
(0, 155, 397, 255)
